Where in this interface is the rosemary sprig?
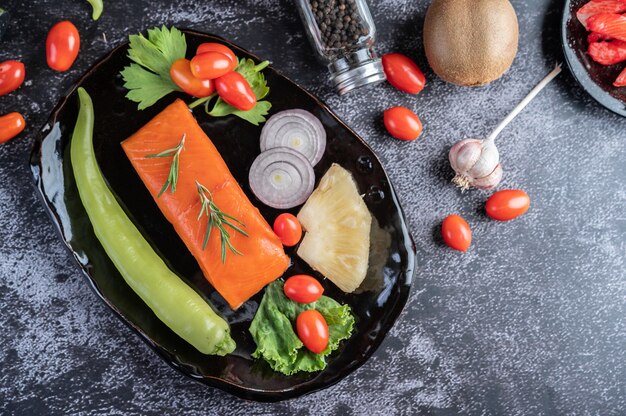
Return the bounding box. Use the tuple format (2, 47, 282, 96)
(145, 134, 186, 197)
(196, 181, 248, 263)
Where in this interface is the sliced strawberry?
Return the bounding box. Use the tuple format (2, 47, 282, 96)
(588, 31, 613, 42)
(577, 0, 626, 29)
(614, 66, 626, 86)
(588, 39, 626, 64)
(587, 13, 626, 42)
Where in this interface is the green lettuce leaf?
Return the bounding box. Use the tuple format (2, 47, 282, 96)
(250, 281, 355, 375)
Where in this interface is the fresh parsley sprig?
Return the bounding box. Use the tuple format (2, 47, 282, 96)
(145, 134, 185, 197)
(120, 26, 272, 125)
(120, 26, 186, 110)
(188, 58, 272, 126)
(196, 182, 248, 263)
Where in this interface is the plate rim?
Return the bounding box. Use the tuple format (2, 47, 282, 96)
(28, 29, 417, 402)
(561, 0, 626, 117)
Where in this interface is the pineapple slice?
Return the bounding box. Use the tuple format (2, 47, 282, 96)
(297, 164, 372, 293)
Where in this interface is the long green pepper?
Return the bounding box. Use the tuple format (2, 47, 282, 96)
(86, 0, 103, 20)
(70, 87, 235, 355)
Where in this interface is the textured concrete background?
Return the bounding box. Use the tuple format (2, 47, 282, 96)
(0, 0, 624, 415)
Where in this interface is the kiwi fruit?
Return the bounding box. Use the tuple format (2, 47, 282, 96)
(423, 0, 519, 86)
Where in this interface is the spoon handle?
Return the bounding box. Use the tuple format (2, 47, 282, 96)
(484, 63, 562, 145)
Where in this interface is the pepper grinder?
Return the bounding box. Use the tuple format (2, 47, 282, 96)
(295, 0, 386, 95)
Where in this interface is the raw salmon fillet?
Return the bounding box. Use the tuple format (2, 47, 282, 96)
(121, 99, 289, 309)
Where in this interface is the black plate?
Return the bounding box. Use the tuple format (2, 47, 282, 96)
(29, 30, 416, 401)
(562, 0, 626, 116)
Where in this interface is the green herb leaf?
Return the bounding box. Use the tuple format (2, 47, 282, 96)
(145, 134, 186, 196)
(196, 182, 248, 263)
(121, 26, 186, 110)
(200, 58, 272, 126)
(249, 281, 355, 375)
(235, 59, 270, 100)
(207, 98, 272, 126)
(121, 64, 176, 110)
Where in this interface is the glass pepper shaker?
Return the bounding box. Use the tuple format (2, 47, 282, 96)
(295, 0, 386, 95)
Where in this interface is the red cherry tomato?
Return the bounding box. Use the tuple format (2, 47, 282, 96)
(284, 275, 324, 304)
(441, 214, 472, 252)
(215, 71, 256, 111)
(383, 106, 423, 141)
(486, 190, 530, 221)
(196, 43, 237, 65)
(46, 21, 80, 72)
(0, 112, 26, 144)
(296, 309, 329, 354)
(382, 53, 426, 94)
(170, 59, 215, 98)
(273, 213, 302, 247)
(0, 61, 26, 96)
(190, 52, 236, 80)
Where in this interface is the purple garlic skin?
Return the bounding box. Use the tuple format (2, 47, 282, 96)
(449, 139, 503, 191)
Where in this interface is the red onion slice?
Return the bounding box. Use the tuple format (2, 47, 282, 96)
(248, 147, 315, 209)
(259, 109, 326, 166)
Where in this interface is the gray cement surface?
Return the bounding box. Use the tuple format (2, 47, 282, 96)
(0, 0, 624, 414)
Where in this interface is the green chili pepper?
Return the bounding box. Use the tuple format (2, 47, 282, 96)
(70, 87, 235, 355)
(86, 0, 103, 20)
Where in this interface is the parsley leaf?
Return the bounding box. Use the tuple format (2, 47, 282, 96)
(120, 26, 273, 124)
(196, 59, 272, 126)
(121, 65, 176, 109)
(235, 59, 270, 100)
(120, 26, 186, 110)
(207, 99, 272, 126)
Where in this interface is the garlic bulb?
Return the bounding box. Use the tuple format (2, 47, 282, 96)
(449, 64, 562, 191)
(449, 139, 502, 190)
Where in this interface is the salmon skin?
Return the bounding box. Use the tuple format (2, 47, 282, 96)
(121, 99, 289, 309)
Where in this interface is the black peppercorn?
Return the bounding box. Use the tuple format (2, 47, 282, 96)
(309, 0, 368, 54)
(298, 0, 385, 94)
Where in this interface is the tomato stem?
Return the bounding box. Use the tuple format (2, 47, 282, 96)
(254, 60, 270, 72)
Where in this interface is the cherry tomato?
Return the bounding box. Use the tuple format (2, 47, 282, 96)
(0, 112, 26, 144)
(486, 190, 530, 221)
(383, 106, 423, 141)
(196, 43, 237, 65)
(273, 213, 302, 247)
(284, 275, 324, 304)
(169, 59, 214, 98)
(190, 52, 236, 80)
(382, 53, 426, 94)
(296, 309, 329, 354)
(0, 61, 25, 96)
(46, 21, 80, 72)
(215, 71, 256, 111)
(441, 214, 472, 252)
